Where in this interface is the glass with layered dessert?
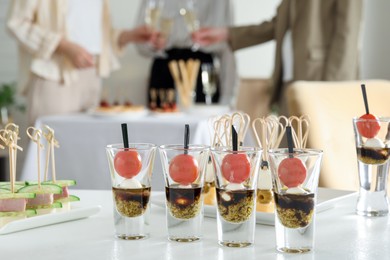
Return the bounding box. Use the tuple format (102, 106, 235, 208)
(353, 117, 390, 217)
(159, 144, 209, 242)
(202, 156, 216, 206)
(210, 147, 261, 247)
(106, 143, 156, 240)
(269, 149, 323, 253)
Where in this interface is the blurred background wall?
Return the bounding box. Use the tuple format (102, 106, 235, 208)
(0, 0, 389, 178)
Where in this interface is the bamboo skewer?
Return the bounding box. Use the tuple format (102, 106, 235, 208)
(288, 115, 310, 149)
(178, 60, 191, 98)
(168, 59, 201, 109)
(168, 61, 187, 107)
(210, 112, 250, 149)
(0, 128, 23, 193)
(5, 123, 19, 186)
(252, 115, 311, 167)
(42, 125, 60, 183)
(27, 127, 44, 189)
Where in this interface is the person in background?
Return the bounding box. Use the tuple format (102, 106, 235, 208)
(7, 0, 157, 125)
(136, 0, 238, 110)
(192, 0, 363, 113)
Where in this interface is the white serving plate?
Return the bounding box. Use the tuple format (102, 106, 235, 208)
(152, 188, 357, 226)
(0, 205, 101, 235)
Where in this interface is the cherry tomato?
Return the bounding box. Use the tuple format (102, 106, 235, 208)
(278, 158, 307, 188)
(221, 154, 251, 183)
(169, 154, 199, 185)
(357, 114, 381, 138)
(114, 150, 142, 178)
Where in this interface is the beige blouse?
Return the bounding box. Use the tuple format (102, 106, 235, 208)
(6, 0, 122, 94)
(135, 0, 239, 107)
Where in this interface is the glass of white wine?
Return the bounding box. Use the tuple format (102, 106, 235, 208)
(145, 0, 166, 58)
(179, 0, 200, 52)
(145, 0, 163, 30)
(157, 9, 174, 58)
(201, 63, 217, 105)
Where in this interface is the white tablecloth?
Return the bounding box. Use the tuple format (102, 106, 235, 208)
(21, 112, 213, 190)
(1, 189, 389, 260)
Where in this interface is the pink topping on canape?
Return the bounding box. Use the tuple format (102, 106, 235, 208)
(53, 186, 69, 200)
(0, 198, 27, 212)
(27, 193, 53, 206)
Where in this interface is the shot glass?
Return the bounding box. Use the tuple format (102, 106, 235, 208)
(268, 149, 323, 253)
(106, 143, 157, 240)
(211, 146, 261, 247)
(159, 144, 209, 242)
(353, 117, 390, 217)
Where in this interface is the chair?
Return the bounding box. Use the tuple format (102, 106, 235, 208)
(285, 80, 390, 191)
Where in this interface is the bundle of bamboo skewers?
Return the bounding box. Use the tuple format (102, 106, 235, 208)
(168, 59, 201, 109)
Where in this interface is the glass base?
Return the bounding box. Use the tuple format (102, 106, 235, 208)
(356, 190, 389, 217)
(168, 236, 200, 242)
(218, 241, 252, 248)
(356, 160, 389, 216)
(277, 247, 312, 253)
(356, 209, 388, 217)
(116, 234, 149, 240)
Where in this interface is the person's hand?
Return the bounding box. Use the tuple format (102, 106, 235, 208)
(119, 25, 154, 48)
(56, 39, 94, 69)
(192, 27, 229, 46)
(129, 25, 154, 43)
(150, 32, 167, 50)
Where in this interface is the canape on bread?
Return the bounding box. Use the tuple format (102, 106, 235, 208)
(41, 126, 79, 211)
(43, 180, 79, 211)
(18, 184, 63, 215)
(0, 188, 37, 227)
(0, 124, 36, 226)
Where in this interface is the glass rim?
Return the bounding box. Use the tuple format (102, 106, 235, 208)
(353, 116, 390, 122)
(210, 146, 261, 154)
(268, 148, 323, 156)
(106, 143, 157, 151)
(159, 144, 209, 151)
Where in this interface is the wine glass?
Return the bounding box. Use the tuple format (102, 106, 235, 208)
(179, 0, 200, 51)
(156, 8, 174, 58)
(145, 0, 163, 30)
(201, 63, 217, 105)
(145, 0, 168, 58)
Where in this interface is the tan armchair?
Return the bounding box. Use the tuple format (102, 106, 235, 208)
(285, 80, 390, 191)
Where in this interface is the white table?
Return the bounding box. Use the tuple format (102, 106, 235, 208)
(1, 189, 389, 260)
(20, 112, 214, 190)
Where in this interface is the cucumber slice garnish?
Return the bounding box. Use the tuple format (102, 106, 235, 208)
(0, 209, 37, 217)
(55, 195, 80, 203)
(27, 202, 62, 210)
(42, 180, 77, 187)
(0, 184, 26, 191)
(0, 189, 36, 199)
(0, 181, 26, 186)
(18, 184, 62, 194)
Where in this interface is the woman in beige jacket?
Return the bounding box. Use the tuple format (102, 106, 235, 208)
(193, 0, 363, 111)
(7, 0, 156, 124)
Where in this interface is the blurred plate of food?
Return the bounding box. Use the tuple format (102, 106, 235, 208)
(90, 100, 148, 118)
